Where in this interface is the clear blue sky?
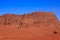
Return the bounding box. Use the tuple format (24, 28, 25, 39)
(0, 0, 60, 20)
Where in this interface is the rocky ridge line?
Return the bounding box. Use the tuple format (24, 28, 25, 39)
(0, 12, 59, 28)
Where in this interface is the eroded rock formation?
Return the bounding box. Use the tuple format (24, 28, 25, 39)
(0, 12, 59, 27)
(0, 12, 60, 40)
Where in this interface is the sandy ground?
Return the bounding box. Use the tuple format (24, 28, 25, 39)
(0, 25, 60, 40)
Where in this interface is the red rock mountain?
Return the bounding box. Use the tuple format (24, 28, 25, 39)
(0, 12, 60, 40)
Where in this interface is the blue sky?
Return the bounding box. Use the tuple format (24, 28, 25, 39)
(0, 0, 60, 20)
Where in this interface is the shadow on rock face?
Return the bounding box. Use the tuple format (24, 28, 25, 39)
(53, 31, 58, 34)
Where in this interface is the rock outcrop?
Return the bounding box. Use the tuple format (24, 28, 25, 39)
(0, 12, 59, 27)
(0, 12, 60, 40)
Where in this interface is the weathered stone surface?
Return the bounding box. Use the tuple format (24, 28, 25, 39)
(0, 12, 59, 27)
(0, 12, 60, 40)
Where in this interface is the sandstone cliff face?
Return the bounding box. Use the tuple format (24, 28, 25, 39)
(0, 12, 59, 27)
(22, 12, 58, 27)
(0, 12, 60, 40)
(0, 14, 20, 25)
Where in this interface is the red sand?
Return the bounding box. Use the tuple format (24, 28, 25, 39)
(0, 24, 60, 40)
